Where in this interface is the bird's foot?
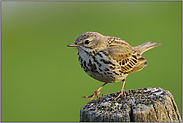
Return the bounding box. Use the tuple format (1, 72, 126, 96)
(114, 92, 124, 100)
(82, 91, 103, 101)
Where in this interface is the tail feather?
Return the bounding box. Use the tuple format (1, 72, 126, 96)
(133, 42, 161, 54)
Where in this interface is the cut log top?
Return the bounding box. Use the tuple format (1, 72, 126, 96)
(80, 87, 182, 122)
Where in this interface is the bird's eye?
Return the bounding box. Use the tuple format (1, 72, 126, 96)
(84, 40, 90, 44)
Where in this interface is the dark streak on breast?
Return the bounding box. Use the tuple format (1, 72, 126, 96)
(100, 59, 113, 64)
(96, 52, 103, 58)
(92, 56, 102, 67)
(100, 50, 108, 57)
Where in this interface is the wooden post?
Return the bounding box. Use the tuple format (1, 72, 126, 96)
(80, 87, 182, 122)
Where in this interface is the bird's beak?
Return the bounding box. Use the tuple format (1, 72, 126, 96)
(67, 43, 79, 47)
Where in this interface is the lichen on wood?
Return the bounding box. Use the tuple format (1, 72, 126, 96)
(80, 87, 182, 122)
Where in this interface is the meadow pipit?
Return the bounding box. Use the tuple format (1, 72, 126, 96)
(67, 32, 161, 101)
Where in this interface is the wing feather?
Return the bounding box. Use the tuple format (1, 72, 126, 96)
(105, 37, 147, 73)
(108, 45, 146, 73)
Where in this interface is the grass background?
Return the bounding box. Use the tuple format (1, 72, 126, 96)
(1, 1, 182, 122)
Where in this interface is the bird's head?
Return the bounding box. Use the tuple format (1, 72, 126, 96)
(67, 32, 106, 53)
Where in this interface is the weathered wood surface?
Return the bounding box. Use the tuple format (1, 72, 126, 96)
(80, 87, 182, 122)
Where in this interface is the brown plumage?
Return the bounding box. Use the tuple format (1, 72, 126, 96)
(67, 32, 161, 101)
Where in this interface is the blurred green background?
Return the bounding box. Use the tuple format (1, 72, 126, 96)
(1, 1, 182, 122)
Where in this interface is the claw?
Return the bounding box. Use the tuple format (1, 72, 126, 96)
(95, 91, 103, 98)
(114, 92, 124, 100)
(82, 95, 93, 98)
(82, 91, 103, 101)
(98, 91, 103, 96)
(82, 82, 107, 101)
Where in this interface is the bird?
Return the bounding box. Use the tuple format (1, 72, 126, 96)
(67, 32, 161, 101)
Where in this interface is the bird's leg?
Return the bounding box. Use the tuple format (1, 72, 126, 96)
(82, 82, 107, 101)
(114, 78, 126, 100)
